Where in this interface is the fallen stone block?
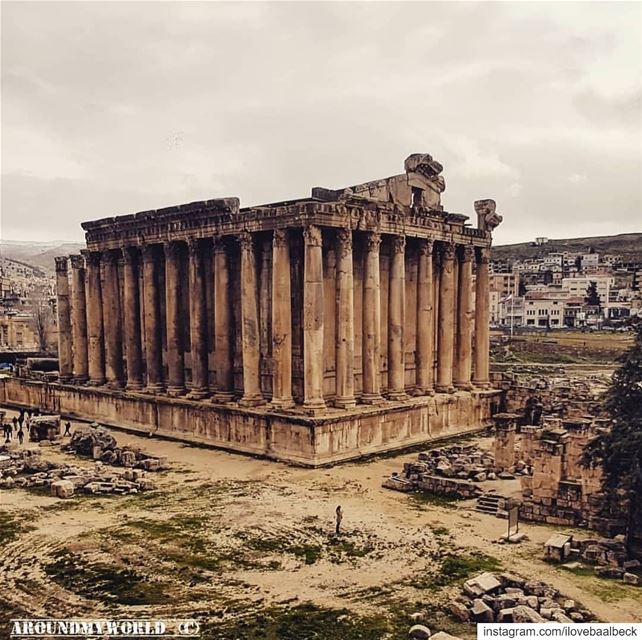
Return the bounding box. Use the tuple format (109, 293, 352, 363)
(50, 479, 74, 498)
(512, 605, 545, 623)
(623, 573, 640, 586)
(471, 599, 494, 622)
(448, 602, 469, 622)
(550, 610, 573, 623)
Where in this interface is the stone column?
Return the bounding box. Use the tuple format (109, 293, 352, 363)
(454, 245, 475, 390)
(271, 229, 294, 409)
(122, 247, 143, 390)
(473, 247, 491, 388)
(141, 244, 163, 392)
(187, 238, 209, 399)
(335, 228, 356, 409)
(238, 232, 263, 406)
(362, 231, 383, 404)
(415, 239, 434, 395)
(84, 251, 106, 385)
(436, 242, 455, 393)
(102, 250, 125, 389)
(69, 254, 88, 382)
(213, 238, 234, 402)
(303, 225, 325, 412)
(55, 256, 73, 382)
(164, 241, 186, 396)
(387, 235, 407, 400)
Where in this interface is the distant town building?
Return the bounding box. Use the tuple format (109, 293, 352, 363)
(535, 237, 549, 245)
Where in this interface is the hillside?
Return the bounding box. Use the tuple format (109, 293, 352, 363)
(492, 232, 642, 263)
(0, 240, 85, 272)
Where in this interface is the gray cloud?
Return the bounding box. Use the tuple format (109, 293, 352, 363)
(1, 1, 640, 244)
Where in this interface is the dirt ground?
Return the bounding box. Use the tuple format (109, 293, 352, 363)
(1, 408, 641, 638)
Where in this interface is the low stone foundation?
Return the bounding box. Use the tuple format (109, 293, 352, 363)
(0, 377, 500, 467)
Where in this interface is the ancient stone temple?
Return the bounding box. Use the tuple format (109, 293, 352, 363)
(1, 154, 503, 465)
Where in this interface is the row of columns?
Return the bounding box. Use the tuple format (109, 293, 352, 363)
(55, 228, 491, 409)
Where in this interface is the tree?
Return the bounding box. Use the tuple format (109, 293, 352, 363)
(582, 319, 642, 555)
(585, 281, 601, 308)
(29, 296, 55, 352)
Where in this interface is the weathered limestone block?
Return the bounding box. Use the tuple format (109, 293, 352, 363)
(51, 479, 75, 498)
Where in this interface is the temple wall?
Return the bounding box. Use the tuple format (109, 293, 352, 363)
(0, 377, 498, 467)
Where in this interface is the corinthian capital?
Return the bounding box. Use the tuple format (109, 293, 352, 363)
(440, 241, 455, 260)
(69, 254, 85, 270)
(418, 239, 434, 257)
(237, 231, 254, 252)
(336, 228, 352, 257)
(461, 245, 475, 263)
(303, 225, 322, 247)
(273, 229, 288, 249)
(365, 231, 381, 252)
(391, 235, 406, 255)
(54, 256, 68, 273)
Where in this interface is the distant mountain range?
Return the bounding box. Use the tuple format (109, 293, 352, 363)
(492, 232, 642, 263)
(0, 240, 85, 272)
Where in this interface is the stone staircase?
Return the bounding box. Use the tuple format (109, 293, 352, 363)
(475, 492, 507, 516)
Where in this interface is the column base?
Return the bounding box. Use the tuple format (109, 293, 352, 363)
(472, 380, 491, 390)
(167, 386, 187, 397)
(413, 386, 435, 397)
(212, 391, 235, 403)
(387, 390, 409, 401)
(107, 380, 125, 390)
(88, 378, 106, 387)
(187, 389, 210, 400)
(143, 383, 165, 395)
(334, 396, 357, 409)
(302, 399, 327, 416)
(270, 397, 295, 410)
(239, 394, 265, 407)
(126, 381, 144, 392)
(73, 375, 89, 385)
(454, 382, 474, 391)
(360, 393, 385, 405)
(58, 375, 73, 384)
(435, 384, 456, 394)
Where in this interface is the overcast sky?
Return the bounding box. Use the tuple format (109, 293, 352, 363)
(1, 1, 641, 245)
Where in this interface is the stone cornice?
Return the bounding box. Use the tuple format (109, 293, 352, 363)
(82, 198, 491, 252)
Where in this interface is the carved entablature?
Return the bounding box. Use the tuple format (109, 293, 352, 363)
(78, 158, 497, 254)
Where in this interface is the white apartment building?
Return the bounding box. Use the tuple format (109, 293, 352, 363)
(523, 297, 565, 328)
(562, 275, 614, 305)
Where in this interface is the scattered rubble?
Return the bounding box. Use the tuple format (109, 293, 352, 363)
(0, 447, 156, 496)
(545, 533, 641, 587)
(64, 424, 169, 471)
(383, 444, 499, 499)
(449, 572, 593, 623)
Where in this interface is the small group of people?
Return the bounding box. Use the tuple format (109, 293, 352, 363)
(0, 408, 73, 446)
(2, 408, 31, 445)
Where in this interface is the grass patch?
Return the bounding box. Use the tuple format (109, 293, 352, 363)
(202, 603, 392, 640)
(408, 553, 502, 590)
(0, 512, 35, 544)
(45, 549, 172, 605)
(409, 491, 464, 510)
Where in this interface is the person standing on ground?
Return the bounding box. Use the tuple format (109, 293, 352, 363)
(63, 421, 72, 437)
(335, 505, 343, 535)
(12, 416, 18, 432)
(17, 428, 24, 445)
